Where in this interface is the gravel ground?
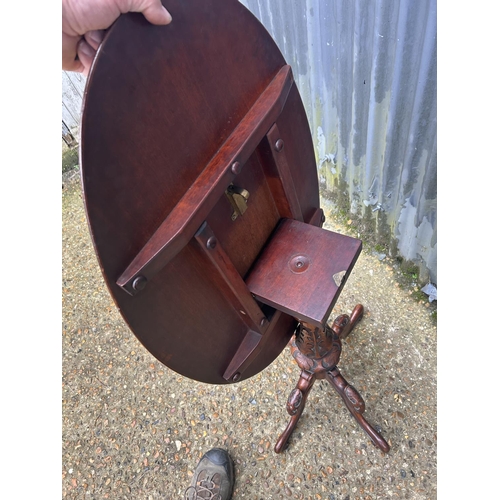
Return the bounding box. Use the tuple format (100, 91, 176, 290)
(62, 170, 437, 499)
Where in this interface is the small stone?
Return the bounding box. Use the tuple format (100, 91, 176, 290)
(175, 440, 182, 451)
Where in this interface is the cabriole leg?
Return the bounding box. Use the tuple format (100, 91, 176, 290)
(274, 370, 316, 453)
(326, 367, 390, 453)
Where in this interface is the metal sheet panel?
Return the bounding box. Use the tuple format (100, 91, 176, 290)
(240, 0, 437, 285)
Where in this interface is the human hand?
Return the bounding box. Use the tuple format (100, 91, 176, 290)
(62, 0, 172, 76)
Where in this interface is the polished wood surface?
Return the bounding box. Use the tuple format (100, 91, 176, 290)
(116, 66, 294, 295)
(246, 219, 362, 327)
(81, 1, 390, 453)
(275, 306, 390, 454)
(80, 0, 319, 384)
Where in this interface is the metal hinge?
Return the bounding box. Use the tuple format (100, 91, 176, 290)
(225, 184, 250, 221)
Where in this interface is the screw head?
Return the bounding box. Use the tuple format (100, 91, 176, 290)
(232, 372, 241, 382)
(206, 236, 217, 249)
(260, 318, 267, 327)
(288, 255, 310, 274)
(275, 139, 284, 152)
(231, 161, 242, 175)
(132, 276, 147, 291)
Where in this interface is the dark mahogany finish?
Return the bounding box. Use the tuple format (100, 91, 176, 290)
(246, 219, 362, 328)
(117, 66, 294, 295)
(274, 306, 390, 454)
(80, 0, 318, 384)
(80, 0, 389, 453)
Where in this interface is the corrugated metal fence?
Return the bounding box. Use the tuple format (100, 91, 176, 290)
(61, 0, 437, 286)
(240, 0, 437, 286)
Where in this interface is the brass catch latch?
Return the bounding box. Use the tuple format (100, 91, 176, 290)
(225, 184, 250, 221)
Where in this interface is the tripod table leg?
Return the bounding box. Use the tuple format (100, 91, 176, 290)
(335, 304, 364, 340)
(326, 367, 390, 453)
(275, 370, 316, 453)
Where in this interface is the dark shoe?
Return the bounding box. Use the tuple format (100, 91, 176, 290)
(184, 448, 234, 500)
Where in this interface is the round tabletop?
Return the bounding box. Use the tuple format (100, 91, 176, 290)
(80, 0, 320, 384)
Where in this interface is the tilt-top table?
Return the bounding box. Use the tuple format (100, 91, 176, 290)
(80, 0, 390, 454)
